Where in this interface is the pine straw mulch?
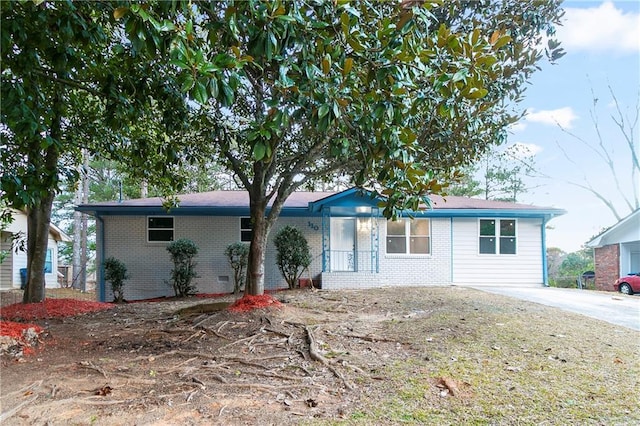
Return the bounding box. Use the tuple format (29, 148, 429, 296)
(0, 287, 638, 425)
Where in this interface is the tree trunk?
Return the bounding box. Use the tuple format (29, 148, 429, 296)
(72, 204, 82, 289)
(72, 149, 89, 290)
(245, 201, 269, 296)
(23, 86, 63, 303)
(23, 194, 54, 303)
(80, 151, 89, 291)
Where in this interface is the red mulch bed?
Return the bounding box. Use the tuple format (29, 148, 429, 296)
(228, 294, 282, 312)
(0, 298, 114, 322)
(1, 294, 282, 357)
(0, 320, 43, 341)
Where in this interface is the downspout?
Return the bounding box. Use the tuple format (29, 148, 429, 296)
(96, 214, 106, 302)
(541, 216, 549, 287)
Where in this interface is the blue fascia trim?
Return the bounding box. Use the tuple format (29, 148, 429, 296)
(308, 188, 379, 212)
(398, 209, 564, 220)
(78, 205, 564, 221)
(77, 206, 324, 218)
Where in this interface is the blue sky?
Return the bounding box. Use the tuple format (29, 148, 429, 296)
(504, 0, 639, 253)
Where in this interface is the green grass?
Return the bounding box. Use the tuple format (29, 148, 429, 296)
(315, 287, 640, 425)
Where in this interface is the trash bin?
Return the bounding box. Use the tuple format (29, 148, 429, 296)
(20, 268, 27, 289)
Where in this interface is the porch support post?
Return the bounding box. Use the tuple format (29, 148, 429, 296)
(321, 207, 330, 272)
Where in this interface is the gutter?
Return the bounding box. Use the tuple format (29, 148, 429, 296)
(541, 216, 549, 287)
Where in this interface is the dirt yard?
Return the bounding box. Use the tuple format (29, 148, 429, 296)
(1, 286, 639, 425)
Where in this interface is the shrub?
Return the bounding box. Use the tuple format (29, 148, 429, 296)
(104, 257, 129, 303)
(166, 239, 199, 297)
(274, 226, 311, 289)
(225, 242, 249, 294)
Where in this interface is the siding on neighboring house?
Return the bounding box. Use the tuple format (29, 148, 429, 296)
(593, 244, 620, 291)
(99, 215, 325, 301)
(1, 231, 13, 289)
(452, 217, 543, 285)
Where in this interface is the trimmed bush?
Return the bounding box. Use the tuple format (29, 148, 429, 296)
(166, 239, 199, 297)
(225, 242, 249, 294)
(274, 226, 311, 289)
(104, 257, 129, 303)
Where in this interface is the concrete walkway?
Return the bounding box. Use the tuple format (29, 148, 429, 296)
(470, 286, 640, 331)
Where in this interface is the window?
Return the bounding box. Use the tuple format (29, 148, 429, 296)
(479, 219, 516, 255)
(148, 217, 174, 242)
(240, 217, 253, 242)
(386, 218, 430, 255)
(44, 249, 52, 274)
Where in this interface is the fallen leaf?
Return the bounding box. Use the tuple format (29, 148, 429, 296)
(95, 385, 112, 396)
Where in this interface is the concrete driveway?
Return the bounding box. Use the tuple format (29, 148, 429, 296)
(470, 286, 640, 331)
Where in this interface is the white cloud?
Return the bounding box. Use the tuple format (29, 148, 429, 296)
(525, 107, 578, 128)
(557, 1, 640, 54)
(508, 142, 544, 158)
(509, 121, 527, 133)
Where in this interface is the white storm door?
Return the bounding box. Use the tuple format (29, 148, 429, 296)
(330, 218, 356, 271)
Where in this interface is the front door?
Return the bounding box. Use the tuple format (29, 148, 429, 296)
(330, 218, 356, 271)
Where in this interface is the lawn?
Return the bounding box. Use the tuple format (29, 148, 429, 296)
(0, 286, 638, 425)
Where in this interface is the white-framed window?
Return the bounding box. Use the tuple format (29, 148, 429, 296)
(479, 218, 516, 255)
(147, 216, 174, 242)
(386, 218, 430, 255)
(240, 217, 253, 242)
(44, 248, 53, 273)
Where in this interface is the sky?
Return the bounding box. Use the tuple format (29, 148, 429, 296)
(503, 0, 640, 253)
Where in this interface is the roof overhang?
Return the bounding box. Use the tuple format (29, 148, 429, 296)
(586, 209, 640, 248)
(76, 187, 565, 222)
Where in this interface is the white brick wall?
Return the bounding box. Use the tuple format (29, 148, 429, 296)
(99, 215, 325, 301)
(321, 217, 452, 290)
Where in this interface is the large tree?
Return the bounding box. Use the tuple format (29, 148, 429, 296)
(119, 0, 564, 295)
(1, 0, 192, 302)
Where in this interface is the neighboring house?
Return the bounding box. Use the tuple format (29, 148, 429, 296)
(0, 209, 71, 290)
(77, 188, 565, 302)
(586, 209, 640, 291)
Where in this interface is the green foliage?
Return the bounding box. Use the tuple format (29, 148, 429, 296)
(225, 243, 249, 294)
(549, 248, 594, 288)
(166, 239, 199, 297)
(104, 257, 129, 303)
(448, 144, 537, 202)
(121, 0, 563, 295)
(274, 226, 311, 290)
(130, 0, 563, 214)
(0, 0, 194, 302)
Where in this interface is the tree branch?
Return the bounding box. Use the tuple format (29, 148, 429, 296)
(31, 68, 103, 97)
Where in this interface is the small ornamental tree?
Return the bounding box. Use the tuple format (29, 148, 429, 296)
(103, 257, 129, 303)
(274, 226, 311, 290)
(225, 242, 249, 294)
(166, 239, 199, 297)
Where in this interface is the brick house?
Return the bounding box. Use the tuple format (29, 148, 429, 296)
(77, 188, 564, 302)
(586, 209, 640, 291)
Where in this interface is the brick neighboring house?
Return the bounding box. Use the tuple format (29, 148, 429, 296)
(586, 209, 640, 291)
(77, 188, 565, 302)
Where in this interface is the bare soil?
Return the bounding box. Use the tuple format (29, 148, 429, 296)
(1, 287, 639, 425)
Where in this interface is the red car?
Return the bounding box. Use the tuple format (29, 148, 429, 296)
(614, 273, 640, 295)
